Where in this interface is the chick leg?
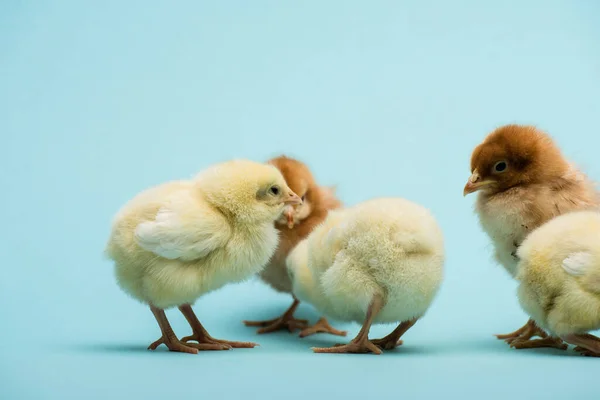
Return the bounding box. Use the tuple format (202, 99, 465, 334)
(298, 316, 348, 338)
(562, 333, 600, 357)
(179, 304, 258, 349)
(371, 318, 418, 350)
(312, 294, 384, 355)
(147, 306, 224, 354)
(243, 297, 309, 334)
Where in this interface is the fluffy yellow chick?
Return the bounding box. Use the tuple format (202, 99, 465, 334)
(286, 198, 445, 354)
(464, 124, 600, 349)
(516, 210, 600, 356)
(105, 160, 302, 354)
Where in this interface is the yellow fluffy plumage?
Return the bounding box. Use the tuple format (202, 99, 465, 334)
(286, 197, 445, 354)
(105, 159, 301, 354)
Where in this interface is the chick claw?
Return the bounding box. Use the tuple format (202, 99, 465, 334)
(298, 317, 347, 338)
(180, 333, 257, 349)
(244, 316, 309, 334)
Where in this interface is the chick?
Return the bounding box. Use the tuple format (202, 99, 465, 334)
(516, 210, 600, 356)
(464, 124, 599, 350)
(244, 156, 347, 338)
(105, 160, 302, 354)
(286, 198, 444, 354)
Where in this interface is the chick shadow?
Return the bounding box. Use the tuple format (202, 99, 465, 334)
(69, 343, 152, 354)
(266, 332, 583, 358)
(386, 337, 579, 358)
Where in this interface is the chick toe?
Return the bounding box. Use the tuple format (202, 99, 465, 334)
(243, 298, 309, 334)
(312, 339, 383, 355)
(496, 319, 549, 344)
(508, 337, 567, 350)
(147, 336, 200, 354)
(298, 317, 347, 338)
(563, 334, 600, 357)
(178, 304, 257, 348)
(244, 316, 309, 334)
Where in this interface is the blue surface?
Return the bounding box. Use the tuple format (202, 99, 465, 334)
(2, 1, 600, 399)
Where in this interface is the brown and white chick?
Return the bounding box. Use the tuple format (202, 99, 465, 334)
(105, 160, 302, 354)
(243, 155, 347, 338)
(516, 210, 600, 357)
(286, 197, 445, 354)
(464, 124, 600, 350)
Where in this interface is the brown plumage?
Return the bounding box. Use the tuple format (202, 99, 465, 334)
(243, 156, 347, 338)
(464, 124, 600, 350)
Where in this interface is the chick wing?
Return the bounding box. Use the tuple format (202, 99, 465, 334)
(135, 191, 231, 261)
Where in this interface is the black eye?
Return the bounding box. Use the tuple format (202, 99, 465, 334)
(301, 195, 305, 201)
(269, 186, 280, 195)
(494, 161, 507, 173)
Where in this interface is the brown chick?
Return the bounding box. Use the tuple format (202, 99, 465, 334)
(464, 124, 600, 350)
(243, 155, 348, 338)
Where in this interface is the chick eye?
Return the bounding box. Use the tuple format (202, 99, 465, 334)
(493, 161, 507, 173)
(301, 195, 305, 201)
(269, 186, 280, 196)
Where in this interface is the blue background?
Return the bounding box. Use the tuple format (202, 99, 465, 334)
(2, 1, 600, 399)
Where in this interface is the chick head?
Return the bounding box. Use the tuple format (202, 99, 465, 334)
(268, 155, 317, 229)
(464, 124, 568, 196)
(195, 159, 302, 223)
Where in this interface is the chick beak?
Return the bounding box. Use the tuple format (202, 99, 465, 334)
(284, 191, 303, 206)
(463, 170, 491, 196)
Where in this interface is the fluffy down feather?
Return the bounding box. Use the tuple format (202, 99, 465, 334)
(287, 197, 444, 353)
(106, 160, 299, 309)
(516, 210, 600, 340)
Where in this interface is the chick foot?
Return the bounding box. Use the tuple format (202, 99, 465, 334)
(298, 317, 347, 338)
(313, 338, 382, 355)
(371, 318, 418, 350)
(313, 294, 384, 355)
(148, 336, 226, 353)
(564, 333, 600, 357)
(496, 318, 549, 344)
(243, 298, 308, 334)
(148, 305, 208, 354)
(179, 304, 258, 349)
(509, 336, 568, 350)
(180, 333, 256, 349)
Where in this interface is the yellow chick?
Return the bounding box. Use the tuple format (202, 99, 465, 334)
(105, 160, 302, 354)
(286, 198, 445, 354)
(515, 210, 600, 356)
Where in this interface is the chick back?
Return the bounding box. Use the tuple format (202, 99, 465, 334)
(313, 198, 445, 324)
